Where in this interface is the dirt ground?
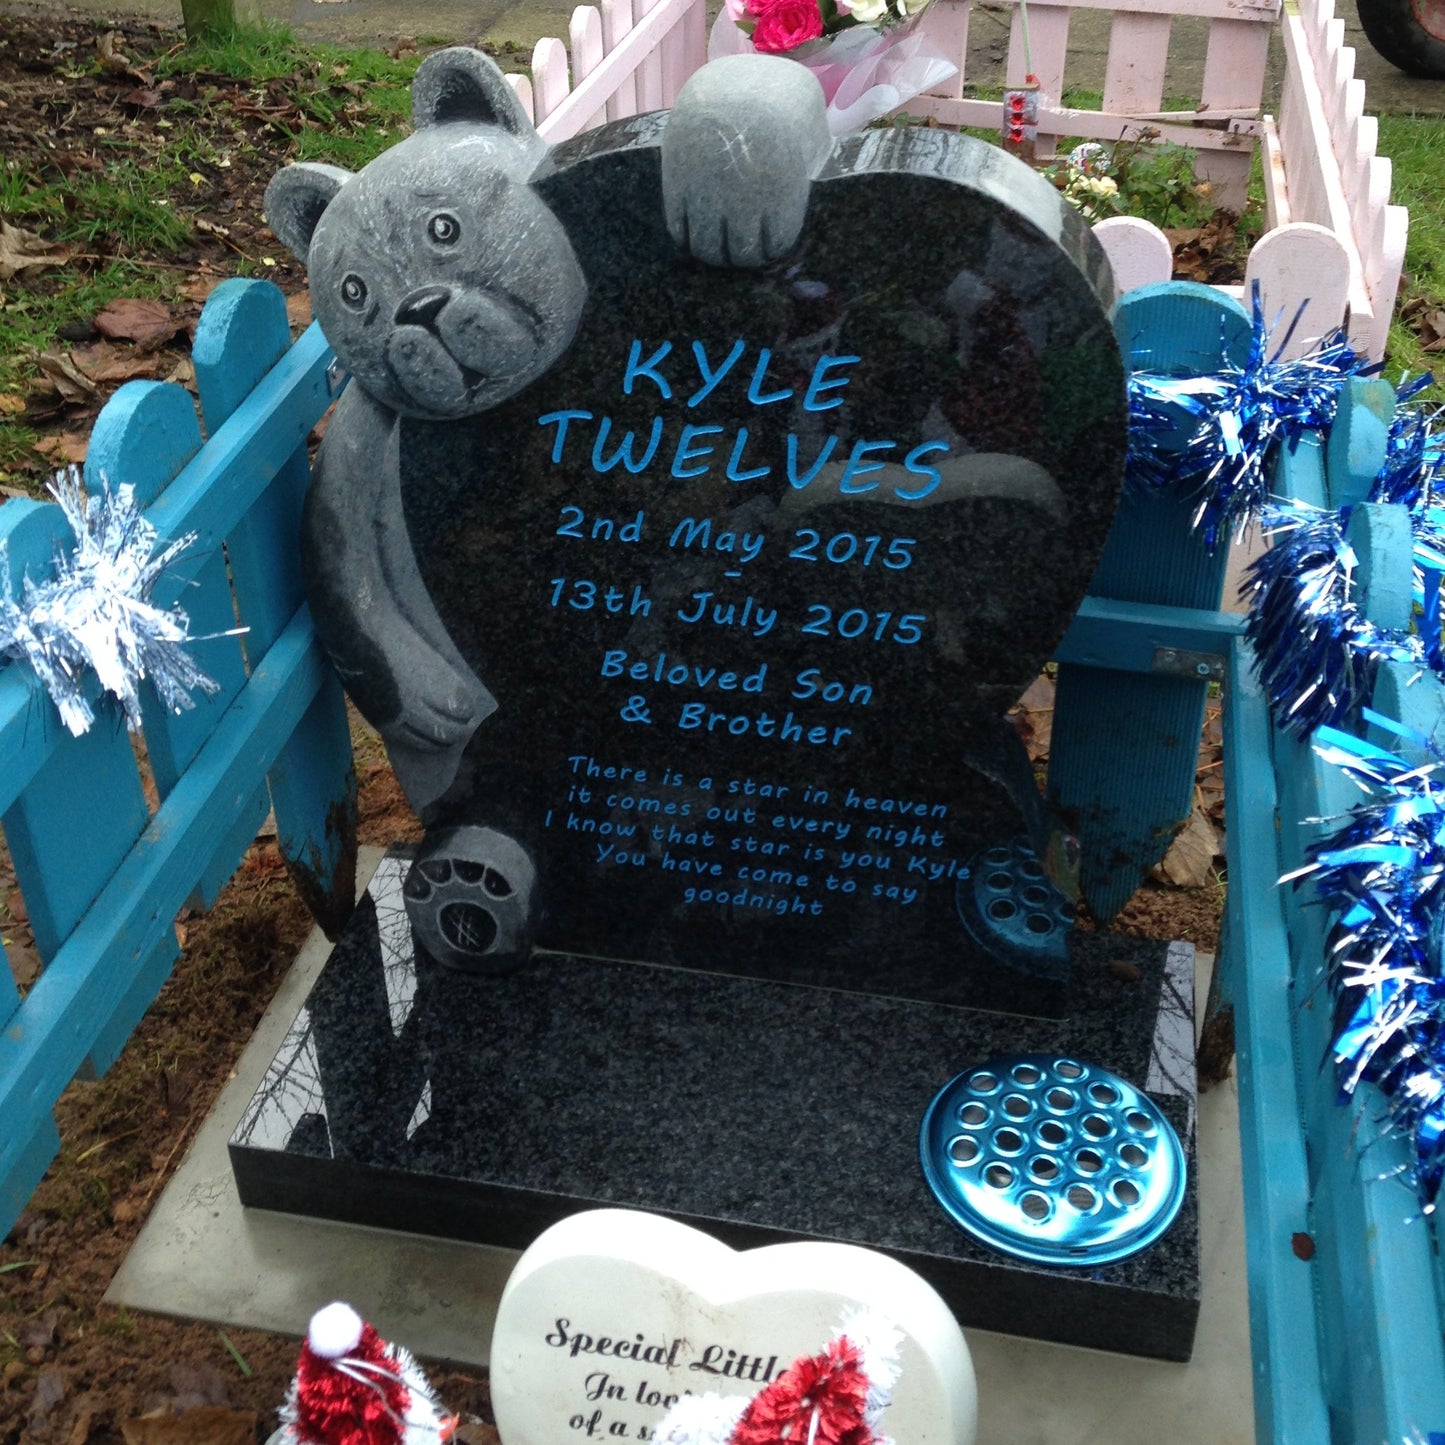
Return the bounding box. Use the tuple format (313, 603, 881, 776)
(0, 14, 1227, 1442)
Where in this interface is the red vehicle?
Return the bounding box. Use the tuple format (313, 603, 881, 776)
(1357, 0, 1445, 75)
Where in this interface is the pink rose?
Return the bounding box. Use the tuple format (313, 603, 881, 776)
(750, 0, 824, 51)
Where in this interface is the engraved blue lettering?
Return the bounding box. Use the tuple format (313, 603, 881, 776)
(726, 427, 770, 483)
(538, 410, 593, 463)
(785, 434, 838, 490)
(672, 423, 725, 479)
(803, 354, 860, 411)
(623, 340, 673, 398)
(838, 438, 895, 494)
(591, 415, 664, 474)
(897, 441, 949, 500)
(688, 339, 746, 406)
(746, 348, 792, 406)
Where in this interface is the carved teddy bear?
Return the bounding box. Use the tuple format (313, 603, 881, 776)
(265, 48, 836, 970)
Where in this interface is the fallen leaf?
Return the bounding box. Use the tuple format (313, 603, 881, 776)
(180, 275, 222, 303)
(1164, 227, 1204, 250)
(92, 298, 185, 349)
(1152, 805, 1219, 889)
(32, 432, 90, 463)
(121, 1406, 257, 1445)
(4, 935, 36, 984)
(97, 30, 149, 81)
(70, 342, 166, 384)
(163, 357, 195, 389)
(0, 394, 25, 416)
(1008, 673, 1055, 762)
(454, 1425, 501, 1445)
(0, 221, 73, 282)
(122, 88, 164, 109)
(29, 1366, 66, 1418)
(166, 1361, 230, 1409)
(34, 351, 97, 404)
(20, 1308, 60, 1351)
(285, 290, 312, 331)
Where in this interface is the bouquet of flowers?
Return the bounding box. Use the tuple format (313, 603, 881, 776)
(709, 0, 957, 134)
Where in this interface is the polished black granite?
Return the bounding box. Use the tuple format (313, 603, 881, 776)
(312, 114, 1129, 1009)
(231, 852, 1200, 1360)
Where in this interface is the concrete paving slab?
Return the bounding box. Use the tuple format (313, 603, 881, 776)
(108, 851, 1253, 1442)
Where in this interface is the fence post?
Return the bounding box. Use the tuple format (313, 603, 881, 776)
(1048, 282, 1251, 921)
(192, 279, 358, 938)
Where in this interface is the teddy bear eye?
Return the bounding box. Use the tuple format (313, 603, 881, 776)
(340, 274, 367, 309)
(428, 213, 461, 245)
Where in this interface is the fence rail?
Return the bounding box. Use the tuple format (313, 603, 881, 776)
(910, 0, 1276, 212)
(1220, 390, 1445, 1444)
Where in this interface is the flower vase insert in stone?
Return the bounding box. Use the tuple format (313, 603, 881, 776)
(263, 47, 1127, 1012)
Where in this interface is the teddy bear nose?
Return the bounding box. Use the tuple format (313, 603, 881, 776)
(396, 286, 450, 329)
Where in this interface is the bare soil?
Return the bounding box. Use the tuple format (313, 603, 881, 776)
(1, 16, 1227, 1442)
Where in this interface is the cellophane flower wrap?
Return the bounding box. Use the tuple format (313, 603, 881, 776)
(709, 0, 957, 135)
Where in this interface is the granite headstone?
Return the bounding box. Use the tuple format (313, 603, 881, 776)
(267, 47, 1128, 1015)
(231, 50, 1203, 1361)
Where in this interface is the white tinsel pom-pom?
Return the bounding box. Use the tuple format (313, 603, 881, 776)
(307, 1301, 364, 1359)
(835, 1308, 902, 1439)
(0, 468, 221, 737)
(649, 1392, 748, 1445)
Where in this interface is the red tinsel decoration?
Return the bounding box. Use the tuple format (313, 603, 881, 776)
(292, 1322, 412, 1445)
(730, 1337, 875, 1445)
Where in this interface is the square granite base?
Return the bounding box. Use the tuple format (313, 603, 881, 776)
(229, 849, 1200, 1361)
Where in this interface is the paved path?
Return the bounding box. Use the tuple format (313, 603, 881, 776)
(2, 0, 1442, 114)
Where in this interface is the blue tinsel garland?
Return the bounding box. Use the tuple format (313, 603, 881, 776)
(1129, 307, 1445, 1207)
(1290, 725, 1445, 1207)
(1125, 284, 1372, 551)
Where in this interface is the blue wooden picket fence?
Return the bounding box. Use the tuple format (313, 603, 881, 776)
(1219, 380, 1445, 1445)
(3, 274, 1445, 1441)
(0, 278, 357, 1235)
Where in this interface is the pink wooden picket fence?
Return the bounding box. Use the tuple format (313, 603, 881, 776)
(1262, 0, 1408, 361)
(503, 0, 1406, 362)
(911, 0, 1276, 211)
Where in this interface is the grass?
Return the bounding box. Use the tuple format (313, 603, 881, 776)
(6, 162, 195, 254)
(1377, 113, 1445, 400)
(0, 20, 426, 479)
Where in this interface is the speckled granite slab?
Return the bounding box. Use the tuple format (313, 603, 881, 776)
(230, 850, 1200, 1360)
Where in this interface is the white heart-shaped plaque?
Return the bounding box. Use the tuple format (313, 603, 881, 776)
(490, 1210, 977, 1445)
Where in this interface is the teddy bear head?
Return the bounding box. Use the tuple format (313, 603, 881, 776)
(264, 47, 587, 420)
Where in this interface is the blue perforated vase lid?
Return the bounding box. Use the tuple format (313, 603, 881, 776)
(920, 1054, 1186, 1266)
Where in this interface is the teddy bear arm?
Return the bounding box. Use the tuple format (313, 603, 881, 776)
(301, 389, 493, 774)
(662, 54, 833, 268)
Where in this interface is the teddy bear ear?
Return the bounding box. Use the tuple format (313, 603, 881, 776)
(411, 47, 543, 155)
(265, 163, 351, 260)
